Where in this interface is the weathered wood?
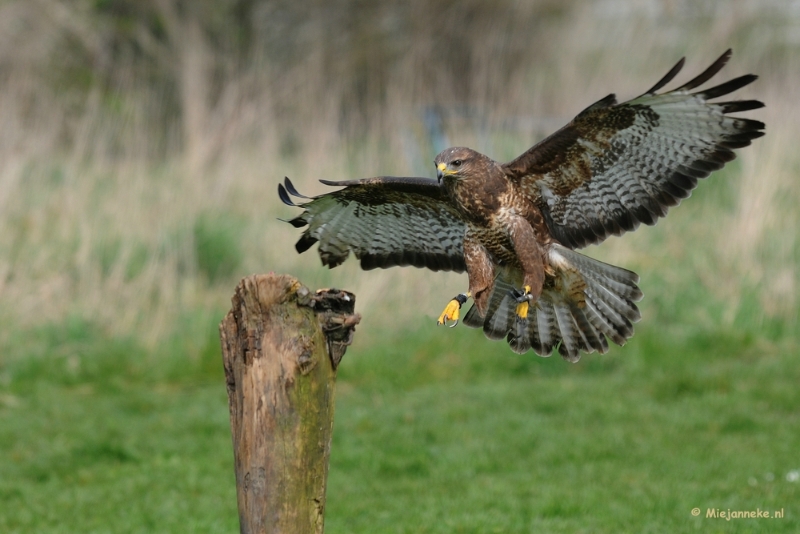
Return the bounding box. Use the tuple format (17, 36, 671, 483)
(219, 274, 360, 534)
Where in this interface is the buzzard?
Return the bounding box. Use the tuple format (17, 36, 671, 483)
(278, 50, 764, 361)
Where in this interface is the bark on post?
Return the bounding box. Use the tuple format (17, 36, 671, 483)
(219, 273, 360, 534)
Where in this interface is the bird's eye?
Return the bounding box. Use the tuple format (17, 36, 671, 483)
(452, 159, 462, 167)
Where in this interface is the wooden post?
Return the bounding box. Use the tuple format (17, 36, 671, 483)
(219, 274, 360, 534)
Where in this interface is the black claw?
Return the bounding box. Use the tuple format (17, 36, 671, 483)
(509, 288, 530, 303)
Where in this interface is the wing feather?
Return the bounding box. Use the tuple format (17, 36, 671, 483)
(673, 49, 731, 92)
(502, 50, 765, 249)
(278, 176, 466, 272)
(642, 56, 685, 95)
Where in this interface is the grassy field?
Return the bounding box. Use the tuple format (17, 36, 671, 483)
(1, 304, 797, 533)
(1, 1, 800, 532)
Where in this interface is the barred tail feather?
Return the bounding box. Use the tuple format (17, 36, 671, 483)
(462, 244, 642, 362)
(462, 275, 516, 339)
(532, 299, 559, 355)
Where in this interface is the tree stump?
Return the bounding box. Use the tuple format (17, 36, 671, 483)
(219, 274, 360, 534)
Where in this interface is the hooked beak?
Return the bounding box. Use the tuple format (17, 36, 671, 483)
(436, 162, 447, 183)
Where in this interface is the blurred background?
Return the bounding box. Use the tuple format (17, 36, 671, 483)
(1, 0, 798, 532)
(1, 0, 797, 341)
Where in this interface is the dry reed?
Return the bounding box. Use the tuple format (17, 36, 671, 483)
(0, 0, 796, 347)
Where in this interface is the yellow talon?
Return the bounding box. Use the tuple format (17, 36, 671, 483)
(515, 285, 532, 319)
(437, 292, 471, 327)
(437, 299, 461, 326)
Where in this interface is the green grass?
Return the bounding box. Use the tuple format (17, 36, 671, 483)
(329, 325, 799, 534)
(1, 306, 797, 533)
(0, 319, 236, 533)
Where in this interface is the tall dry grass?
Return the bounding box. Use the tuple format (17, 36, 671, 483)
(0, 0, 797, 348)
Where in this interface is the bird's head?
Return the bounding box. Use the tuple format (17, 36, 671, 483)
(434, 147, 481, 183)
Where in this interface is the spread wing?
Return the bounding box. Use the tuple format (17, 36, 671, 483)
(503, 49, 765, 249)
(278, 176, 466, 272)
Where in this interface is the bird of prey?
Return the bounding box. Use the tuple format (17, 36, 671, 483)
(278, 50, 764, 361)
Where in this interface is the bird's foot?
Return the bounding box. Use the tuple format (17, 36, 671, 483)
(510, 285, 532, 319)
(437, 293, 471, 327)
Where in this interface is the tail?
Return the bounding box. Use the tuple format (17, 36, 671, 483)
(462, 244, 642, 362)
